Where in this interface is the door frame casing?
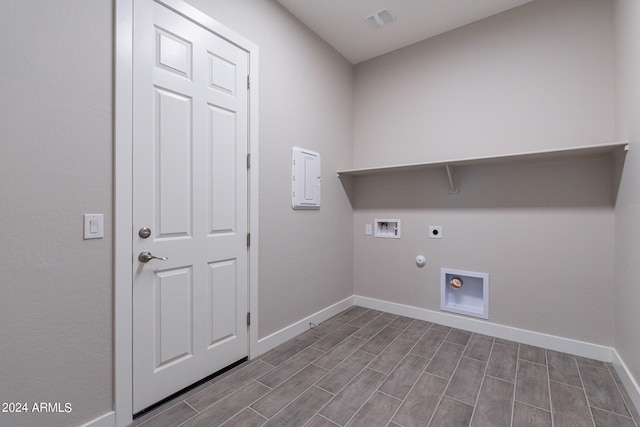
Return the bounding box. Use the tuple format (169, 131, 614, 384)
(114, 1, 259, 425)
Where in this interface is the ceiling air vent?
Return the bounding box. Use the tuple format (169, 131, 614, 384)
(365, 8, 395, 28)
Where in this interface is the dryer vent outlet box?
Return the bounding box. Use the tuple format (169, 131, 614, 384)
(292, 147, 321, 210)
(441, 268, 489, 319)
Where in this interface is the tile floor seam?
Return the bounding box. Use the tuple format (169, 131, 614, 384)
(509, 343, 520, 427)
(257, 381, 324, 424)
(588, 406, 597, 426)
(367, 365, 392, 377)
(572, 352, 597, 427)
(406, 320, 432, 346)
(544, 349, 556, 427)
(358, 348, 378, 356)
(311, 362, 326, 372)
(253, 366, 332, 418)
(220, 408, 268, 427)
(614, 379, 640, 427)
(379, 386, 407, 427)
(396, 337, 417, 345)
(405, 323, 431, 352)
(442, 394, 477, 407)
(428, 373, 452, 382)
(322, 364, 389, 411)
(468, 336, 495, 426)
(370, 337, 415, 375)
(518, 358, 547, 367)
(179, 391, 233, 427)
(340, 386, 388, 427)
(313, 381, 338, 397)
(548, 378, 584, 391)
(604, 362, 638, 424)
(593, 403, 634, 422)
(375, 389, 404, 403)
(590, 403, 637, 420)
(352, 315, 390, 339)
(426, 331, 472, 427)
(485, 372, 515, 384)
(425, 329, 449, 365)
(176, 412, 198, 427)
(347, 313, 381, 329)
(444, 341, 467, 350)
(382, 331, 435, 390)
(577, 363, 610, 372)
(408, 329, 446, 370)
(259, 359, 276, 368)
(385, 320, 440, 425)
(227, 381, 275, 425)
(257, 352, 328, 389)
(302, 413, 339, 427)
(363, 326, 415, 364)
(386, 368, 426, 426)
(183, 400, 198, 414)
(255, 358, 337, 420)
(134, 402, 184, 427)
(513, 398, 553, 414)
(245, 405, 267, 421)
(380, 353, 430, 418)
(186, 379, 274, 417)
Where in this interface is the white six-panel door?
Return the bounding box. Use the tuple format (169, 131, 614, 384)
(132, 0, 249, 412)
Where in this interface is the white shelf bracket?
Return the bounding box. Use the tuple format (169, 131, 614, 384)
(445, 164, 458, 194)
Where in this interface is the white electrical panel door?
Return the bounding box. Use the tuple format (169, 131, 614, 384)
(292, 147, 321, 209)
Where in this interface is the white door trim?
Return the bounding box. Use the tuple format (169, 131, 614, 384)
(114, 1, 259, 425)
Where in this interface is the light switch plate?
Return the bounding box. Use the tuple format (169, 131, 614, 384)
(84, 214, 104, 239)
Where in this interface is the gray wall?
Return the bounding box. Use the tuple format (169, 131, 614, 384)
(0, 0, 353, 426)
(184, 0, 355, 339)
(352, 0, 617, 345)
(0, 1, 113, 426)
(353, 0, 615, 169)
(614, 0, 640, 386)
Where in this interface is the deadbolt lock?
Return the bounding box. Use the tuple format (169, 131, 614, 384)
(138, 227, 151, 238)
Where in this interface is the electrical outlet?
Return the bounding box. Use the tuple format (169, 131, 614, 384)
(429, 226, 442, 239)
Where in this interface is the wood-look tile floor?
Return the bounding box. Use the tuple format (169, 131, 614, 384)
(131, 307, 640, 427)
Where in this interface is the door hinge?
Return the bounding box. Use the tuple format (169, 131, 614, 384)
(247, 74, 250, 90)
(247, 232, 251, 247)
(247, 153, 251, 169)
(246, 312, 251, 326)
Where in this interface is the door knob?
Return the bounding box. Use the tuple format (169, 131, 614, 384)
(138, 251, 168, 263)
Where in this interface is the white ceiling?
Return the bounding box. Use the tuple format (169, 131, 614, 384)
(276, 0, 536, 64)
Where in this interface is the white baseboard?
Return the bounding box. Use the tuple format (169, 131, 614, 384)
(354, 295, 614, 362)
(612, 349, 640, 416)
(79, 411, 115, 427)
(256, 296, 354, 356)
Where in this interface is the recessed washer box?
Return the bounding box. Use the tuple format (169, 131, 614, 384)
(292, 147, 321, 210)
(441, 268, 489, 319)
(374, 219, 400, 238)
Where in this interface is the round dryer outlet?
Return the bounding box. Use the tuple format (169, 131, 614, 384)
(429, 226, 442, 239)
